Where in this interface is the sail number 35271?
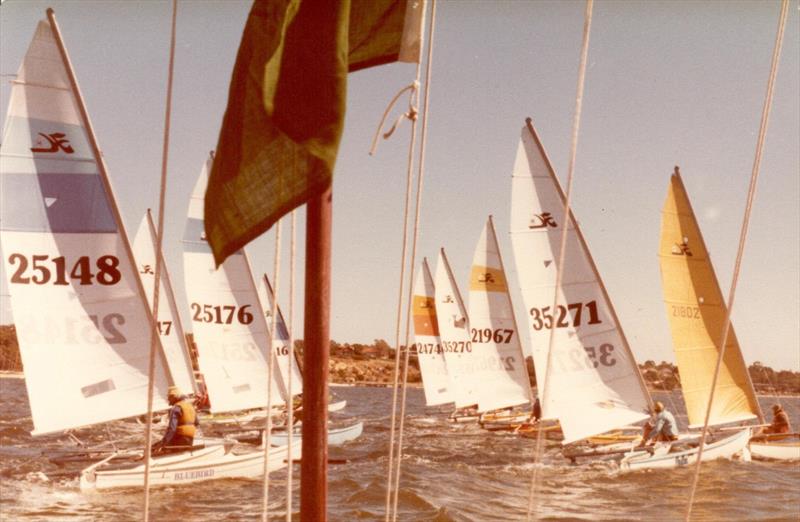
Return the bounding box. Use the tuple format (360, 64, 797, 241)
(529, 300, 601, 331)
(8, 254, 121, 285)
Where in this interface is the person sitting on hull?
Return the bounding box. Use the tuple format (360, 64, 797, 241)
(641, 401, 678, 445)
(761, 404, 792, 436)
(153, 386, 199, 455)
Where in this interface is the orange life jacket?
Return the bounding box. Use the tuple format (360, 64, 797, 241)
(175, 399, 197, 438)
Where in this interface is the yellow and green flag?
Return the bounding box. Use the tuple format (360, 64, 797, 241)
(205, 0, 424, 265)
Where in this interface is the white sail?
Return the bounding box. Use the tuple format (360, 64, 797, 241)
(468, 216, 531, 412)
(259, 274, 303, 398)
(412, 258, 452, 406)
(182, 158, 282, 413)
(132, 211, 197, 395)
(433, 249, 478, 409)
(0, 20, 171, 435)
(509, 119, 650, 444)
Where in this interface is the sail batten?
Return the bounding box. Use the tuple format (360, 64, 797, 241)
(0, 19, 171, 435)
(658, 171, 761, 427)
(509, 120, 650, 443)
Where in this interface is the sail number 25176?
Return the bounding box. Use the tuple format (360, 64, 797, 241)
(529, 300, 601, 331)
(7, 253, 121, 285)
(191, 303, 254, 325)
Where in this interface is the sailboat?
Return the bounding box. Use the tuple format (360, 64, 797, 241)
(132, 210, 198, 396)
(182, 157, 284, 426)
(433, 248, 480, 422)
(411, 258, 453, 407)
(509, 118, 652, 448)
(258, 274, 362, 446)
(468, 216, 535, 427)
(648, 168, 797, 464)
(0, 11, 296, 491)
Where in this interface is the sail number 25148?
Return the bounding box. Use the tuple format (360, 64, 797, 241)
(529, 300, 601, 331)
(7, 253, 122, 285)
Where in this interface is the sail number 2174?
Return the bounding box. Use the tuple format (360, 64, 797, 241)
(529, 300, 601, 331)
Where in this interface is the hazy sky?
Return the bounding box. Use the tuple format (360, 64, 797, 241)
(1, 1, 798, 371)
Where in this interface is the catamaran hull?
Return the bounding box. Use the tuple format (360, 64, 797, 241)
(269, 421, 364, 447)
(79, 442, 298, 492)
(619, 428, 751, 471)
(749, 440, 800, 461)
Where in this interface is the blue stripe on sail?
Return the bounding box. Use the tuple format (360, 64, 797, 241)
(276, 318, 290, 340)
(182, 217, 244, 257)
(183, 217, 206, 244)
(0, 172, 116, 233)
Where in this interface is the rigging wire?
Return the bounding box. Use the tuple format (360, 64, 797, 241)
(143, 1, 178, 519)
(262, 222, 282, 522)
(285, 210, 298, 522)
(390, 3, 438, 520)
(382, 3, 431, 519)
(684, 1, 789, 520)
(526, 0, 593, 519)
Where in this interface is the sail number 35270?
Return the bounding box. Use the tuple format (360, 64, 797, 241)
(8, 254, 121, 285)
(529, 300, 601, 331)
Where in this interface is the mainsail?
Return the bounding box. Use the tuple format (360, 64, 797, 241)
(260, 274, 303, 398)
(412, 258, 452, 406)
(509, 119, 650, 444)
(468, 216, 532, 412)
(658, 170, 761, 427)
(433, 248, 478, 409)
(132, 210, 197, 395)
(182, 158, 282, 413)
(0, 20, 171, 435)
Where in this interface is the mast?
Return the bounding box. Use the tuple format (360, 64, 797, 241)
(301, 185, 331, 521)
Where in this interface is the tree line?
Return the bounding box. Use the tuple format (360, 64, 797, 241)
(2, 325, 798, 394)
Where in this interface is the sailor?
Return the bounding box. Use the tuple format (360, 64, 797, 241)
(641, 401, 678, 444)
(763, 404, 791, 435)
(153, 386, 198, 454)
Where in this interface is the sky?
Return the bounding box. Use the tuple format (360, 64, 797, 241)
(0, 0, 798, 371)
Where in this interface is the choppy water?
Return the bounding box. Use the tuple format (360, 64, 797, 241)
(1, 377, 798, 521)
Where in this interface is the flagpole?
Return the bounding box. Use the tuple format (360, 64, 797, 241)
(301, 184, 332, 521)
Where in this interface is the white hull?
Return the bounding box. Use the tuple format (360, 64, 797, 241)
(80, 440, 298, 491)
(620, 428, 751, 471)
(749, 439, 800, 461)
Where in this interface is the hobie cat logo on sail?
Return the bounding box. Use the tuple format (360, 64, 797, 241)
(30, 132, 74, 154)
(671, 238, 692, 256)
(528, 212, 557, 229)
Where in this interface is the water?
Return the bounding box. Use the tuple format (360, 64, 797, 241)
(1, 377, 798, 521)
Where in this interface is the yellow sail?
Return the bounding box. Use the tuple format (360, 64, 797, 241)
(658, 169, 761, 427)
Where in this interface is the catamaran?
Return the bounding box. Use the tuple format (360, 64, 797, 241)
(646, 169, 797, 465)
(0, 11, 296, 491)
(433, 248, 481, 422)
(510, 118, 653, 450)
(182, 157, 285, 429)
(132, 210, 198, 396)
(468, 216, 536, 427)
(411, 258, 453, 408)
